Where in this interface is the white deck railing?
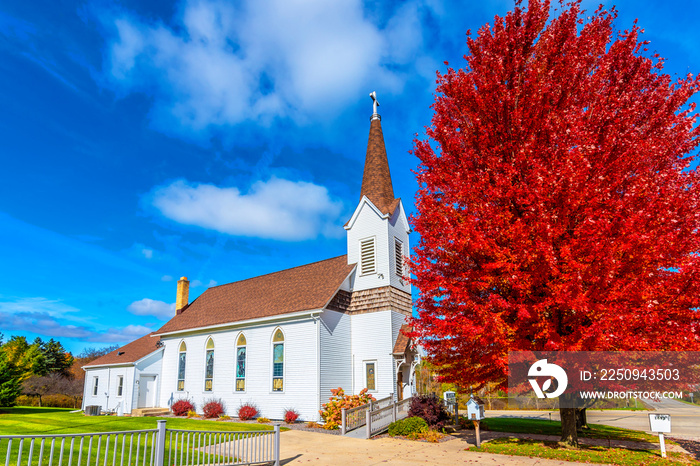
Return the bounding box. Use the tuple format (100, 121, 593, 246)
(364, 397, 412, 439)
(340, 394, 393, 435)
(0, 420, 280, 466)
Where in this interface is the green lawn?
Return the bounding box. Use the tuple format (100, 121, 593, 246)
(0, 407, 277, 466)
(0, 407, 273, 435)
(478, 417, 658, 443)
(469, 437, 699, 466)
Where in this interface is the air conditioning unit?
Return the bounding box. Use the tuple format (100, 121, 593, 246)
(85, 405, 102, 416)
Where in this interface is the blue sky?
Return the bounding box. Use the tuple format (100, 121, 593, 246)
(1, 0, 699, 354)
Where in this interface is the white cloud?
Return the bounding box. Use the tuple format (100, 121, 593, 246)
(101, 0, 427, 135)
(149, 177, 343, 240)
(190, 279, 219, 288)
(142, 248, 153, 259)
(97, 324, 154, 343)
(127, 298, 175, 320)
(0, 297, 154, 343)
(161, 275, 174, 281)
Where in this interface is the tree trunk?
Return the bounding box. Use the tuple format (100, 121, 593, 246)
(38, 395, 42, 407)
(576, 408, 588, 431)
(559, 393, 579, 448)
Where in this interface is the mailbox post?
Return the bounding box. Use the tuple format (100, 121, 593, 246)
(648, 413, 671, 458)
(466, 396, 485, 447)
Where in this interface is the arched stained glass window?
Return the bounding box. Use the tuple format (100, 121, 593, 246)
(236, 333, 246, 392)
(204, 338, 214, 391)
(272, 329, 284, 392)
(177, 341, 186, 391)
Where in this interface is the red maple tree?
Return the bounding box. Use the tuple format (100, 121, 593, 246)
(409, 0, 700, 445)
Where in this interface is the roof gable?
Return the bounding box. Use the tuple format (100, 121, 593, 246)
(156, 255, 355, 335)
(84, 333, 161, 368)
(393, 324, 413, 355)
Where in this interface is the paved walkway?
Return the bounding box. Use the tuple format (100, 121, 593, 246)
(278, 430, 594, 465)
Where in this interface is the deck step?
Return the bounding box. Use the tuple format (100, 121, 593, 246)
(131, 408, 170, 417)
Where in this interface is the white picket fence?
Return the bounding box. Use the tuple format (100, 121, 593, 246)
(0, 420, 280, 466)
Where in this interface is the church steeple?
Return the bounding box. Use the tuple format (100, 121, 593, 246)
(360, 92, 398, 215)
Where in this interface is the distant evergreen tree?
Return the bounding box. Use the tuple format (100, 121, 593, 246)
(0, 351, 21, 407)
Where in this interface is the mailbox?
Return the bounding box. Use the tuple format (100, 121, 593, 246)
(466, 395, 485, 421)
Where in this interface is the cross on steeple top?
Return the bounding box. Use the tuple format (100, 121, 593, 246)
(370, 91, 380, 120)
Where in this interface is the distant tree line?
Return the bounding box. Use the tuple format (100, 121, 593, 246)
(0, 332, 118, 408)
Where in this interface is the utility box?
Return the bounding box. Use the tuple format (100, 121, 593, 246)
(466, 396, 485, 421)
(85, 405, 102, 416)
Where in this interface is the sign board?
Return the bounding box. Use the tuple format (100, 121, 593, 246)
(648, 414, 671, 433)
(443, 391, 456, 403)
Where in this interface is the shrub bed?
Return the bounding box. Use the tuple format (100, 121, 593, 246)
(202, 399, 225, 418)
(237, 403, 259, 421)
(408, 395, 451, 429)
(388, 417, 428, 437)
(171, 399, 195, 416)
(319, 387, 375, 430)
(284, 408, 300, 424)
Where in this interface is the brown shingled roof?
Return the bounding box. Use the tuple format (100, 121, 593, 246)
(155, 255, 355, 335)
(84, 333, 161, 367)
(360, 118, 398, 215)
(393, 324, 412, 354)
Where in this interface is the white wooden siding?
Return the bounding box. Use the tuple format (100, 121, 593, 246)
(350, 311, 395, 399)
(319, 310, 352, 405)
(347, 199, 411, 294)
(388, 205, 411, 294)
(133, 351, 164, 412)
(159, 317, 321, 421)
(346, 202, 391, 291)
(82, 366, 135, 414)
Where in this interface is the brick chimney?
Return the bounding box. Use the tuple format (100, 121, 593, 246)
(176, 277, 189, 315)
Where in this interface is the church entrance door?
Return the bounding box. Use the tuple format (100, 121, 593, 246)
(397, 370, 403, 401)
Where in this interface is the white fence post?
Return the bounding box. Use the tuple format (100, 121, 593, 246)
(274, 424, 281, 466)
(365, 410, 372, 439)
(341, 408, 346, 435)
(392, 402, 396, 423)
(155, 420, 166, 466)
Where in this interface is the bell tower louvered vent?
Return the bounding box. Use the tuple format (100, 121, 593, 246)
(394, 238, 403, 277)
(360, 237, 376, 275)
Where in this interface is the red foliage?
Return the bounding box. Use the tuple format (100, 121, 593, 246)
(408, 395, 451, 429)
(202, 399, 225, 419)
(237, 403, 258, 421)
(171, 399, 194, 416)
(410, 0, 700, 392)
(284, 408, 300, 424)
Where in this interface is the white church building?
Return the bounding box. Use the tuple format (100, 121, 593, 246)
(82, 96, 419, 420)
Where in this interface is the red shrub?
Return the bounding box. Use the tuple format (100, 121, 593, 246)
(171, 399, 195, 416)
(408, 395, 451, 429)
(284, 408, 300, 424)
(202, 398, 225, 419)
(237, 403, 259, 421)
